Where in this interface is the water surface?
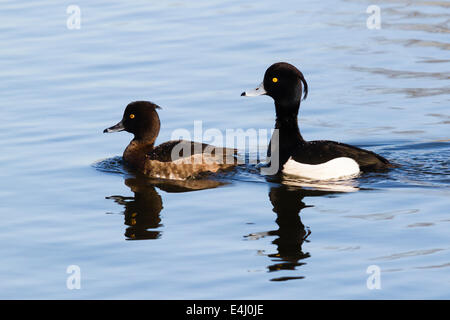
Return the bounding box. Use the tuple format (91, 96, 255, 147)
(0, 0, 449, 299)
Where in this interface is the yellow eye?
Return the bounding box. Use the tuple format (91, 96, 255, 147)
(272, 77, 278, 83)
(129, 114, 135, 119)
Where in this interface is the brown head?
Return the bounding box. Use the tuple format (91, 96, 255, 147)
(104, 101, 161, 144)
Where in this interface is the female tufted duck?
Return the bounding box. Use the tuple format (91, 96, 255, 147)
(104, 101, 237, 180)
(241, 62, 392, 180)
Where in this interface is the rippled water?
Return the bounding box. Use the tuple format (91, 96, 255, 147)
(0, 0, 449, 299)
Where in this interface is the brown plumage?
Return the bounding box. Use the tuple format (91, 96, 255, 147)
(104, 101, 238, 180)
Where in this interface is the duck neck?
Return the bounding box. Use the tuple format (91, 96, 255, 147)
(274, 101, 304, 143)
(123, 139, 155, 170)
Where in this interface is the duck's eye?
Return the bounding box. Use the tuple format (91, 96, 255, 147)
(129, 114, 135, 119)
(272, 77, 278, 83)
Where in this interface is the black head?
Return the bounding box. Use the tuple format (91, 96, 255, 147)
(104, 101, 161, 143)
(241, 62, 308, 106)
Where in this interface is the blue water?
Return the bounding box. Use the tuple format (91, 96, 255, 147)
(0, 0, 449, 299)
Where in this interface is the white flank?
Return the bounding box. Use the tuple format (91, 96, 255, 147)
(282, 157, 360, 180)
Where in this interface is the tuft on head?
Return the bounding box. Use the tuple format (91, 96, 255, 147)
(263, 62, 308, 102)
(122, 101, 162, 142)
(126, 100, 162, 110)
(300, 72, 308, 101)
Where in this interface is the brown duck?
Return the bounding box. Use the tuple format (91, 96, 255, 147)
(104, 101, 237, 180)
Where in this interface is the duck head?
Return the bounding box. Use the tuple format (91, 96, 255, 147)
(241, 62, 308, 117)
(104, 101, 161, 144)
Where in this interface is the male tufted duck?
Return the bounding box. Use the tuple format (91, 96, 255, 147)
(241, 62, 392, 180)
(104, 101, 237, 180)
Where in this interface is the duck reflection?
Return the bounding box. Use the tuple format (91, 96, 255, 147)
(267, 185, 312, 274)
(107, 175, 224, 240)
(250, 182, 350, 281)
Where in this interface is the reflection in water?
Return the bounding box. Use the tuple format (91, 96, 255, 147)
(107, 176, 224, 240)
(107, 178, 163, 240)
(250, 184, 341, 281)
(267, 186, 312, 281)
